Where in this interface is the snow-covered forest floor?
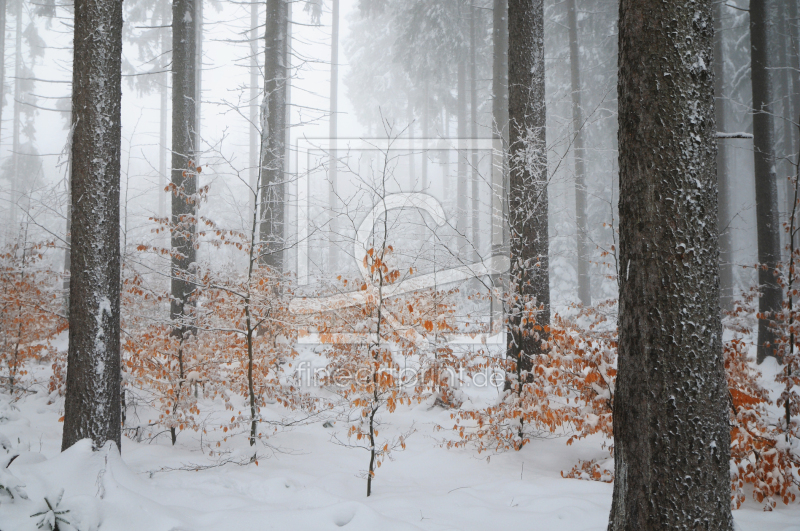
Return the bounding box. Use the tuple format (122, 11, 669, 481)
(1, 342, 798, 531)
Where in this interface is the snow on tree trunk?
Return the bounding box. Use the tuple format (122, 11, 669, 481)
(171, 0, 198, 329)
(62, 0, 123, 452)
(566, 0, 590, 307)
(507, 0, 549, 375)
(608, 0, 733, 528)
(259, 0, 289, 271)
(750, 0, 783, 363)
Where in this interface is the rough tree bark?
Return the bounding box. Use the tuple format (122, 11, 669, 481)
(259, 0, 289, 271)
(751, 0, 783, 363)
(169, 0, 198, 445)
(714, 0, 734, 311)
(608, 0, 734, 528)
(566, 0, 590, 307)
(61, 0, 123, 452)
(507, 0, 549, 377)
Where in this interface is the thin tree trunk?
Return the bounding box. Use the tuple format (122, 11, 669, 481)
(249, 0, 259, 213)
(422, 79, 428, 190)
(492, 0, 508, 147)
(507, 0, 549, 378)
(470, 3, 480, 259)
(715, 0, 734, 311)
(0, 0, 6, 174)
(608, 0, 733, 527)
(159, 0, 169, 222)
(62, 0, 123, 453)
(751, 0, 783, 363)
(566, 0, 590, 307)
(490, 0, 508, 331)
(329, 0, 339, 271)
(8, 0, 20, 236)
(457, 57, 467, 256)
(259, 0, 289, 272)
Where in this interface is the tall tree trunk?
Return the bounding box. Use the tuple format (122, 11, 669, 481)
(608, 0, 734, 527)
(490, 0, 509, 331)
(507, 0, 549, 377)
(715, 0, 734, 311)
(8, 0, 20, 236)
(470, 3, 480, 259)
(170, 0, 198, 446)
(789, 0, 800, 257)
(249, 0, 258, 210)
(195, 0, 202, 153)
(329, 0, 339, 271)
(62, 0, 123, 453)
(0, 0, 6, 175)
(159, 0, 169, 222)
(567, 0, 590, 307)
(492, 0, 509, 147)
(259, 0, 288, 272)
(422, 79, 428, 190)
(751, 0, 783, 363)
(457, 57, 467, 256)
(171, 0, 198, 322)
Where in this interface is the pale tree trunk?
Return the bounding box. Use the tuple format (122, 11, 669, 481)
(507, 0, 549, 376)
(422, 79, 428, 190)
(159, 0, 169, 222)
(170, 0, 198, 446)
(0, 0, 6, 173)
(329, 0, 339, 270)
(750, 0, 783, 363)
(249, 0, 259, 213)
(714, 0, 733, 311)
(62, 0, 123, 453)
(259, 0, 288, 271)
(490, 0, 508, 331)
(470, 3, 480, 259)
(566, 0, 590, 307)
(457, 57, 467, 256)
(8, 0, 20, 237)
(608, 0, 733, 527)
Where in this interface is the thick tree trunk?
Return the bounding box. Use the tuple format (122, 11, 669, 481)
(259, 0, 289, 271)
(608, 0, 733, 528)
(171, 0, 198, 327)
(329, 0, 339, 271)
(750, 0, 783, 363)
(567, 0, 590, 307)
(169, 0, 198, 446)
(507, 0, 549, 376)
(62, 0, 123, 453)
(715, 0, 734, 311)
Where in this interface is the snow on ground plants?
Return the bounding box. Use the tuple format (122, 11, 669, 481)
(1, 342, 798, 530)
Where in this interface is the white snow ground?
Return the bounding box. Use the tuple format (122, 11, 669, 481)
(1, 356, 799, 530)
